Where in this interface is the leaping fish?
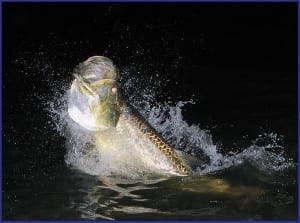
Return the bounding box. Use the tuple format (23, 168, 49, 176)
(68, 56, 201, 176)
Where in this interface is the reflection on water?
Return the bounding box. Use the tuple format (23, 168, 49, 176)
(67, 166, 295, 220)
(76, 176, 166, 220)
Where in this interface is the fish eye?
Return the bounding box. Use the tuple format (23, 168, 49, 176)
(111, 87, 117, 93)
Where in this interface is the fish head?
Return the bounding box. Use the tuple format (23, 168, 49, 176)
(68, 56, 125, 131)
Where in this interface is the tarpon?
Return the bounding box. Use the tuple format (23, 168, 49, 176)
(68, 56, 200, 176)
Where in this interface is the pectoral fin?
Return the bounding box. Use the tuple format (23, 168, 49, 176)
(174, 150, 204, 171)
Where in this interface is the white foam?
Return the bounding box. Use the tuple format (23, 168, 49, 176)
(45, 67, 296, 178)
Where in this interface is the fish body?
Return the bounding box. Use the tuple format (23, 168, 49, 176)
(68, 56, 192, 176)
(116, 106, 190, 176)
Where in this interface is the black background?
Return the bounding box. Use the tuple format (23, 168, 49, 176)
(3, 1, 298, 186)
(4, 4, 297, 109)
(2, 3, 298, 219)
(3, 2, 297, 147)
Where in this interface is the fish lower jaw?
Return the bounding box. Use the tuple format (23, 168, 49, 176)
(169, 170, 189, 177)
(68, 106, 109, 131)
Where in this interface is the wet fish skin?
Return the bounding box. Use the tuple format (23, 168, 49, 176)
(68, 56, 190, 176)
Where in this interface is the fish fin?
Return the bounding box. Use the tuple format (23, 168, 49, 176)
(174, 150, 203, 171)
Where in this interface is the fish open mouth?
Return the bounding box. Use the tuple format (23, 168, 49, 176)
(68, 56, 124, 131)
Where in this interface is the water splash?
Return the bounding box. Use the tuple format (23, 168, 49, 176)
(134, 101, 296, 175)
(44, 65, 296, 178)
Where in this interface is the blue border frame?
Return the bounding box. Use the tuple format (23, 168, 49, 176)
(297, 0, 299, 221)
(0, 0, 2, 221)
(0, 0, 299, 2)
(0, 0, 298, 222)
(298, 1, 300, 221)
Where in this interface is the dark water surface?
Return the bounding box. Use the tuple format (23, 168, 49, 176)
(3, 3, 298, 220)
